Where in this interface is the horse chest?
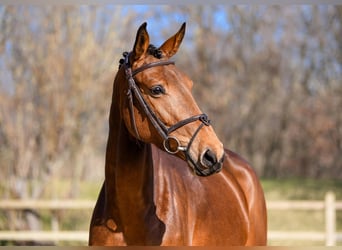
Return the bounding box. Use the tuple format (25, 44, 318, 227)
(153, 158, 249, 245)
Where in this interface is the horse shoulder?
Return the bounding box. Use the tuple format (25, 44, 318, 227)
(224, 149, 267, 245)
(152, 145, 252, 245)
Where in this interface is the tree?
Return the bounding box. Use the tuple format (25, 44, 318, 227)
(0, 5, 135, 236)
(156, 5, 342, 178)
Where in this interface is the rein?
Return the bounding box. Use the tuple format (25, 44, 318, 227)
(123, 52, 211, 158)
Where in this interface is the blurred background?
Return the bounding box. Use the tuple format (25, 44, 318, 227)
(0, 4, 341, 246)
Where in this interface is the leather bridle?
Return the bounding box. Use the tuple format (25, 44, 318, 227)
(123, 52, 211, 161)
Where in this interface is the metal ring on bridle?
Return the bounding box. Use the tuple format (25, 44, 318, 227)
(163, 136, 186, 154)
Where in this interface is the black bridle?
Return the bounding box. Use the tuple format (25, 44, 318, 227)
(123, 52, 211, 161)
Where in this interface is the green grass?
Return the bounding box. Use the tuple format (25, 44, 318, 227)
(261, 178, 342, 201)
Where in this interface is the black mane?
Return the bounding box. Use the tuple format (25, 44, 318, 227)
(119, 44, 163, 68)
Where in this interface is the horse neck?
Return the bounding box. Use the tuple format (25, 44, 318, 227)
(104, 72, 157, 231)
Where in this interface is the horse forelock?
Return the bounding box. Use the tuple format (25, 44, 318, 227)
(147, 44, 163, 59)
(118, 44, 163, 69)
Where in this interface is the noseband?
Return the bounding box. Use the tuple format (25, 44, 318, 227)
(123, 52, 211, 160)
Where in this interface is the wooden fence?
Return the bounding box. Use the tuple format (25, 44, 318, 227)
(267, 191, 342, 246)
(0, 192, 341, 246)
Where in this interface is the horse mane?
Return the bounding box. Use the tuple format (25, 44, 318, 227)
(119, 44, 163, 69)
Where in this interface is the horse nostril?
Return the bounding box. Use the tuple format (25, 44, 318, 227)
(202, 149, 218, 168)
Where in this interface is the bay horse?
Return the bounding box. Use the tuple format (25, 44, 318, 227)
(89, 22, 267, 246)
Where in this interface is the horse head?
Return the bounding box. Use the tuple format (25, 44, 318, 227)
(117, 22, 224, 176)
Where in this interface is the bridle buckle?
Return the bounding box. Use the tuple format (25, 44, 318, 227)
(163, 136, 186, 154)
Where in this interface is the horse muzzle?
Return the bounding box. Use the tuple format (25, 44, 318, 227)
(189, 150, 224, 177)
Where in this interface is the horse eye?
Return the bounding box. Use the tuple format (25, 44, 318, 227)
(150, 85, 165, 96)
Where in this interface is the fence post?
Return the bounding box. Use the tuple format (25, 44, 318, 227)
(51, 210, 59, 245)
(325, 191, 336, 246)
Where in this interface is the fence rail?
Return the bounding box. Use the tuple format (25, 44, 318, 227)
(0, 192, 341, 245)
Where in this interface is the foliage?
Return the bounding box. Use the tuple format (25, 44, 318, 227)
(167, 5, 342, 179)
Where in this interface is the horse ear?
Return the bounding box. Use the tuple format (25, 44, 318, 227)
(159, 22, 186, 58)
(132, 22, 150, 61)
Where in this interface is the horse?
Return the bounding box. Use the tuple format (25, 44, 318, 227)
(88, 22, 267, 246)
